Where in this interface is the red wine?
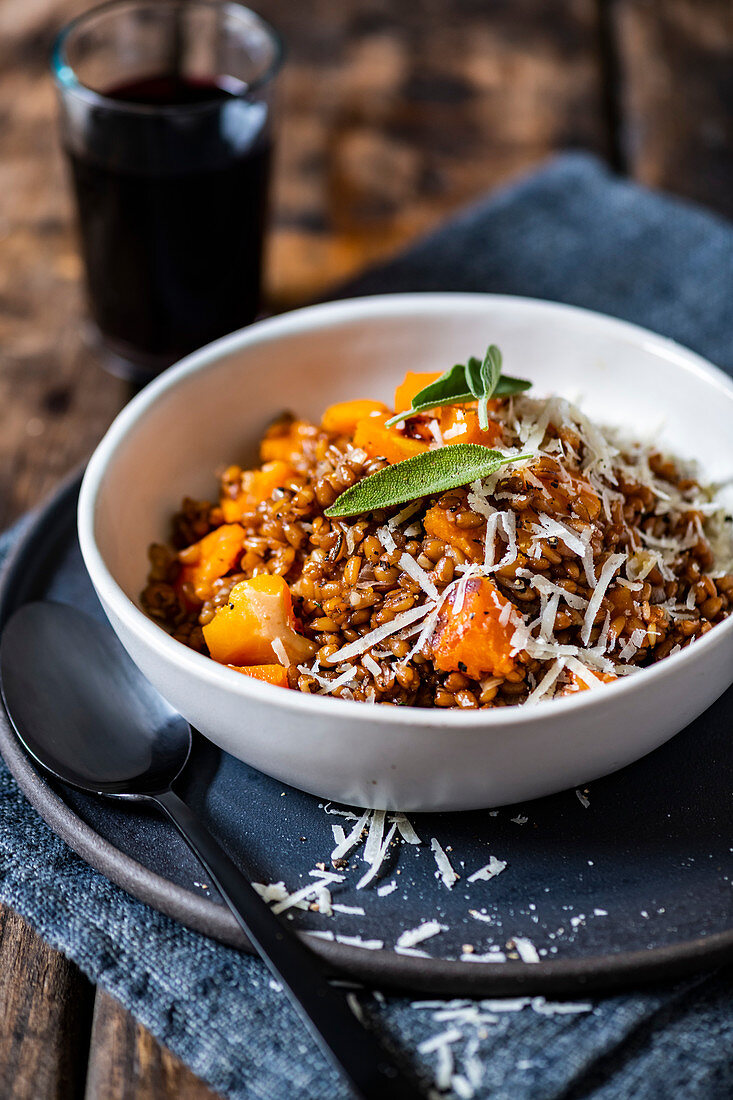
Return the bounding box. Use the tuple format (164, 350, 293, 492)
(65, 74, 272, 375)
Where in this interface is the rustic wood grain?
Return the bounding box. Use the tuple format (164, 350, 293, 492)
(84, 992, 221, 1100)
(613, 0, 733, 216)
(0, 904, 95, 1100)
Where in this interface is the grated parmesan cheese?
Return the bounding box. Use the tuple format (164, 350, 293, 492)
(513, 937, 540, 963)
(326, 602, 434, 665)
(427, 419, 444, 448)
(390, 813, 423, 845)
(535, 513, 587, 559)
(396, 920, 447, 949)
(252, 881, 289, 904)
(528, 572, 588, 610)
(398, 551, 440, 601)
(317, 664, 356, 695)
(461, 951, 506, 963)
(618, 626, 647, 661)
(356, 822, 398, 889)
(362, 653, 381, 678)
(405, 604, 442, 661)
(388, 500, 422, 528)
(431, 837, 459, 889)
(467, 856, 507, 883)
(531, 997, 592, 1015)
(362, 809, 385, 866)
(564, 656, 603, 689)
(270, 637, 290, 667)
(581, 552, 626, 645)
(525, 658, 566, 704)
(335, 934, 384, 950)
(483, 510, 517, 572)
(270, 871, 344, 915)
(418, 1028, 463, 1055)
(539, 591, 561, 641)
(331, 809, 370, 862)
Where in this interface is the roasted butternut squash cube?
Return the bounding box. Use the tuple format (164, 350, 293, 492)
(227, 663, 290, 688)
(260, 417, 314, 463)
(353, 412, 429, 465)
(423, 504, 484, 563)
(440, 406, 502, 448)
(321, 399, 390, 436)
(220, 461, 294, 522)
(393, 371, 442, 414)
(430, 577, 517, 679)
(203, 575, 316, 666)
(177, 524, 244, 602)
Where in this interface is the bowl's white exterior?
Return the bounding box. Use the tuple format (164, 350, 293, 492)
(78, 294, 733, 811)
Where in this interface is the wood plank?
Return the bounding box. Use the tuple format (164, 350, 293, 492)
(0, 904, 95, 1100)
(84, 991, 221, 1100)
(613, 0, 733, 217)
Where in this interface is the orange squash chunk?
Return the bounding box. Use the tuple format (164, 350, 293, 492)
(177, 524, 244, 602)
(220, 461, 294, 522)
(440, 405, 502, 448)
(353, 412, 429, 465)
(393, 371, 442, 414)
(321, 399, 390, 436)
(393, 371, 503, 446)
(203, 574, 316, 666)
(260, 417, 314, 463)
(227, 663, 290, 688)
(430, 577, 517, 680)
(562, 667, 617, 694)
(423, 504, 484, 563)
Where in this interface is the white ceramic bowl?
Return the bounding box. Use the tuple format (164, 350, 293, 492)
(78, 294, 733, 811)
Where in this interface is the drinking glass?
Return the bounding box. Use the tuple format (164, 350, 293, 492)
(53, 0, 283, 382)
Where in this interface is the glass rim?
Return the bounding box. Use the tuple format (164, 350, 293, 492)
(51, 0, 284, 115)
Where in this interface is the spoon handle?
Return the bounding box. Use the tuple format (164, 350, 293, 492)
(154, 788, 423, 1100)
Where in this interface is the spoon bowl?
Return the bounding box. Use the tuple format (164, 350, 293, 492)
(0, 602, 191, 796)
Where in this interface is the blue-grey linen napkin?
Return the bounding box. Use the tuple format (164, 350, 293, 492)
(2, 153, 733, 1100)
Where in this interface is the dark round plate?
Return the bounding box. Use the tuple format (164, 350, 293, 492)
(1, 473, 732, 996)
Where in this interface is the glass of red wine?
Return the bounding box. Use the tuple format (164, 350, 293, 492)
(52, 0, 283, 382)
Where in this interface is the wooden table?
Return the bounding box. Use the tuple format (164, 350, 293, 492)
(1, 1, 732, 1095)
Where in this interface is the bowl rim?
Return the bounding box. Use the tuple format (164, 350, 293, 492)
(78, 291, 733, 729)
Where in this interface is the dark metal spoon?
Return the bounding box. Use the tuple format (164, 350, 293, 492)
(0, 602, 423, 1100)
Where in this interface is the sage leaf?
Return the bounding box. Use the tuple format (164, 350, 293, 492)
(384, 346, 531, 427)
(477, 344, 503, 430)
(493, 374, 533, 396)
(482, 344, 503, 398)
(465, 356, 484, 401)
(325, 444, 531, 517)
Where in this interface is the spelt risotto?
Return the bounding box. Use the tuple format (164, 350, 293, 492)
(142, 352, 733, 708)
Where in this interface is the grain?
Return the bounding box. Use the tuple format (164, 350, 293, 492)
(142, 394, 733, 708)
